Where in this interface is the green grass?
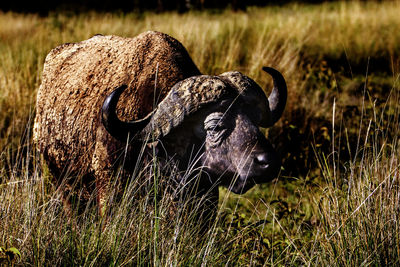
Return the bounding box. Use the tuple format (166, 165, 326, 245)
(0, 1, 399, 265)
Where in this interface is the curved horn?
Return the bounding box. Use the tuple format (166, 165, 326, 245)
(101, 85, 153, 142)
(218, 71, 270, 127)
(139, 75, 233, 140)
(262, 67, 287, 126)
(219, 67, 287, 127)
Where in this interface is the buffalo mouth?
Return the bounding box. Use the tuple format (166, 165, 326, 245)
(227, 177, 256, 194)
(227, 166, 280, 194)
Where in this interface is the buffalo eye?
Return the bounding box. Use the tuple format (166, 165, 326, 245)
(207, 123, 224, 133)
(204, 112, 228, 147)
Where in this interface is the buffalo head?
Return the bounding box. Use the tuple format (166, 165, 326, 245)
(101, 67, 287, 194)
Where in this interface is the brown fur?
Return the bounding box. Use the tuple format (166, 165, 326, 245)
(34, 31, 200, 203)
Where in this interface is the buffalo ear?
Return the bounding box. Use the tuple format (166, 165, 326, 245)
(193, 112, 211, 139)
(193, 123, 206, 139)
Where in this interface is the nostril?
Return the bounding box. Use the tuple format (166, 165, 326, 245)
(254, 153, 269, 167)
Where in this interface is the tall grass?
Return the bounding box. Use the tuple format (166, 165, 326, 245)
(0, 1, 400, 265)
(315, 76, 400, 265)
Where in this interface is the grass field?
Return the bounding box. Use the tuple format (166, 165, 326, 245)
(0, 1, 399, 265)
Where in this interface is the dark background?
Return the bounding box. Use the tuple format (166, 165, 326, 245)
(0, 0, 334, 14)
